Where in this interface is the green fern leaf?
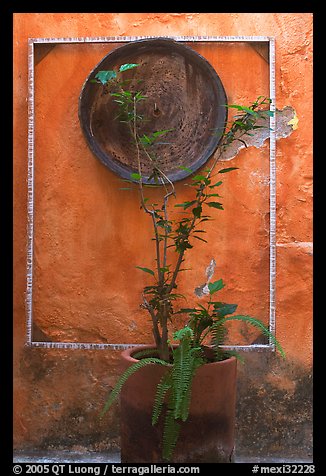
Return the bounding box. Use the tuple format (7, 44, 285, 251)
(171, 332, 194, 419)
(154, 327, 206, 460)
(211, 319, 228, 361)
(161, 351, 204, 459)
(224, 315, 286, 358)
(152, 372, 172, 425)
(178, 354, 204, 422)
(171, 329, 204, 421)
(100, 357, 169, 418)
(162, 408, 181, 461)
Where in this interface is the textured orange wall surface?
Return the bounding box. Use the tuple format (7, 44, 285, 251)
(13, 13, 313, 459)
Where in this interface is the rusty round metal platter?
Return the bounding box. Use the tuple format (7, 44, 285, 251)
(79, 38, 228, 183)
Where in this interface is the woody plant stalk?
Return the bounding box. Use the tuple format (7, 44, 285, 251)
(93, 64, 278, 363)
(93, 63, 284, 461)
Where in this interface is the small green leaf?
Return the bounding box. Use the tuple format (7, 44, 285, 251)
(159, 266, 170, 274)
(213, 303, 238, 316)
(192, 206, 202, 218)
(139, 134, 152, 146)
(135, 266, 155, 276)
(119, 63, 139, 72)
(218, 167, 239, 174)
(208, 279, 225, 295)
(95, 70, 117, 84)
(209, 181, 223, 188)
(192, 174, 206, 182)
(241, 106, 259, 116)
(174, 200, 197, 210)
(130, 172, 142, 181)
(226, 104, 258, 116)
(226, 104, 243, 110)
(205, 202, 224, 210)
(152, 129, 174, 137)
(178, 165, 193, 173)
(193, 236, 208, 243)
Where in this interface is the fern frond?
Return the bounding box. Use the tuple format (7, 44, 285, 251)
(152, 371, 172, 425)
(161, 349, 204, 460)
(211, 319, 228, 361)
(177, 353, 204, 422)
(162, 407, 181, 461)
(224, 315, 286, 358)
(100, 357, 169, 418)
(171, 329, 204, 421)
(171, 332, 194, 419)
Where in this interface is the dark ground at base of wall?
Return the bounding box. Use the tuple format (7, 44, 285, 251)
(13, 450, 313, 464)
(16, 351, 312, 461)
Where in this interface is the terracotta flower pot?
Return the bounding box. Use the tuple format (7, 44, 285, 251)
(119, 345, 237, 463)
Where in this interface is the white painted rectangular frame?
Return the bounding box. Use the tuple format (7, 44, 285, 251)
(26, 35, 276, 352)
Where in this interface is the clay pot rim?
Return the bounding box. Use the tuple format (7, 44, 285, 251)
(121, 344, 236, 366)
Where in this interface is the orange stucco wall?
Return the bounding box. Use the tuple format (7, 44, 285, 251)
(13, 13, 313, 458)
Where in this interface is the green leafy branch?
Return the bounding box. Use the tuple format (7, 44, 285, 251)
(177, 277, 285, 361)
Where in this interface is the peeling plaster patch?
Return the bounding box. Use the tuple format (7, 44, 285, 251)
(194, 258, 216, 297)
(287, 113, 299, 130)
(217, 106, 297, 162)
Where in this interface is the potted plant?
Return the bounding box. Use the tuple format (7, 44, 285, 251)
(85, 52, 285, 463)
